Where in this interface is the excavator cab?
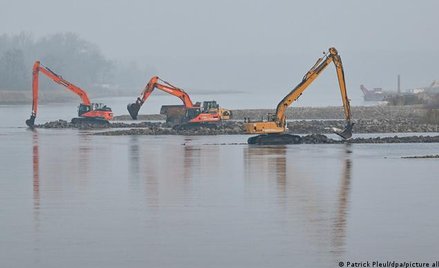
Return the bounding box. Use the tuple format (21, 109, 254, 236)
(78, 103, 91, 115)
(78, 103, 112, 117)
(202, 101, 219, 113)
(75, 103, 113, 123)
(267, 113, 277, 122)
(185, 107, 202, 121)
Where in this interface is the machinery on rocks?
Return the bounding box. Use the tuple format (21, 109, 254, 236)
(245, 47, 354, 145)
(25, 61, 113, 127)
(127, 76, 232, 126)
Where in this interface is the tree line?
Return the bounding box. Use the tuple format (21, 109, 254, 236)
(0, 32, 150, 93)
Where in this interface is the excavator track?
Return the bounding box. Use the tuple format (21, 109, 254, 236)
(248, 134, 302, 145)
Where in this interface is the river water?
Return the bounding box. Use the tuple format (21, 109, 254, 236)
(1, 101, 439, 268)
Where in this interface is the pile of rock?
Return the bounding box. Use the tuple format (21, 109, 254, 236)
(286, 119, 438, 134)
(96, 121, 244, 136)
(36, 120, 109, 129)
(350, 135, 439, 144)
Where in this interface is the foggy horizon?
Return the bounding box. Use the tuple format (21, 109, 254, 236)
(1, 0, 438, 103)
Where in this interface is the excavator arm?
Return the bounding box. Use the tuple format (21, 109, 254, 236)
(275, 47, 351, 128)
(26, 61, 112, 127)
(245, 47, 353, 140)
(127, 76, 194, 119)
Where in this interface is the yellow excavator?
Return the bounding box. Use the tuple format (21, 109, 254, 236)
(245, 47, 354, 144)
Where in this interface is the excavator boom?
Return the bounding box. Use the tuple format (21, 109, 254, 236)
(127, 76, 194, 120)
(245, 47, 353, 143)
(127, 76, 232, 125)
(26, 61, 112, 127)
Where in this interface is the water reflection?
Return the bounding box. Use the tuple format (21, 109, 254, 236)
(31, 131, 95, 226)
(129, 135, 141, 189)
(244, 145, 288, 198)
(332, 144, 352, 252)
(32, 131, 40, 211)
(130, 137, 204, 208)
(243, 144, 353, 256)
(77, 134, 91, 187)
(32, 130, 41, 235)
(183, 138, 198, 183)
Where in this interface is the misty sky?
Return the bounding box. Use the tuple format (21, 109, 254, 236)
(1, 0, 438, 105)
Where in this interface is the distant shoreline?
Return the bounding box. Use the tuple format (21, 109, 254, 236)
(0, 89, 245, 105)
(0, 89, 132, 105)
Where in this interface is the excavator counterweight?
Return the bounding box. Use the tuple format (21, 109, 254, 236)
(25, 61, 113, 127)
(245, 47, 354, 144)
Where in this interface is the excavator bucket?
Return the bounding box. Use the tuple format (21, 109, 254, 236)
(25, 115, 36, 128)
(333, 122, 354, 140)
(127, 103, 141, 120)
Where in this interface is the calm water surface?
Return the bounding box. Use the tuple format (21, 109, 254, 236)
(1, 104, 439, 268)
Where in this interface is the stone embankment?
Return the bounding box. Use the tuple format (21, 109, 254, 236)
(33, 105, 439, 143)
(36, 118, 438, 134)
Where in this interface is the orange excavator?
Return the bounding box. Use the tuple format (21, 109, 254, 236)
(25, 61, 113, 127)
(127, 76, 231, 125)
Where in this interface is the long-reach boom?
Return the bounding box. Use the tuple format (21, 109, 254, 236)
(245, 47, 354, 143)
(127, 76, 194, 119)
(26, 61, 113, 127)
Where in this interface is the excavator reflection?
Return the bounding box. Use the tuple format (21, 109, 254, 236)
(245, 47, 354, 144)
(128, 137, 204, 208)
(31, 132, 92, 230)
(333, 148, 352, 250)
(243, 144, 353, 255)
(32, 131, 40, 219)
